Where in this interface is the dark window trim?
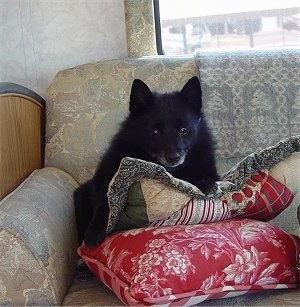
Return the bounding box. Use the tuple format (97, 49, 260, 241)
(153, 0, 164, 55)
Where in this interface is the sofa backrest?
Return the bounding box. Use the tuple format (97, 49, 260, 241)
(45, 56, 198, 184)
(195, 48, 300, 174)
(45, 50, 300, 184)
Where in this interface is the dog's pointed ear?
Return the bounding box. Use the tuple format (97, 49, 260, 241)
(180, 76, 202, 112)
(129, 79, 153, 114)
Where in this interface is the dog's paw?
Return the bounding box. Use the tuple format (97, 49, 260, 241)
(196, 178, 218, 195)
(83, 228, 107, 248)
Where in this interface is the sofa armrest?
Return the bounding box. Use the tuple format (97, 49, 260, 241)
(0, 167, 79, 305)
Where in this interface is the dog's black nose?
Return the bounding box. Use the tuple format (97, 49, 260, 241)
(166, 154, 181, 165)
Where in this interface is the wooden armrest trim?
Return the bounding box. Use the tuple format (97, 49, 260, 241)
(0, 83, 45, 199)
(0, 82, 45, 107)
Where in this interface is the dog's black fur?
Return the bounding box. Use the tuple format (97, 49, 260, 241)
(74, 76, 219, 247)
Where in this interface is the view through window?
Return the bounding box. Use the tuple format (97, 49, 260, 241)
(157, 0, 300, 54)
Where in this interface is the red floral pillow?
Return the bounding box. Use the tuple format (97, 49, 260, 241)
(78, 219, 299, 306)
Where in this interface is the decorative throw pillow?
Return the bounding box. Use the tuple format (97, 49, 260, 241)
(79, 137, 300, 305)
(149, 170, 294, 228)
(107, 136, 299, 233)
(78, 219, 299, 306)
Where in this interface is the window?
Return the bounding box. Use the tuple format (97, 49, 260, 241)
(154, 0, 300, 55)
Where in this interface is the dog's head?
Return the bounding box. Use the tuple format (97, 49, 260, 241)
(129, 76, 204, 169)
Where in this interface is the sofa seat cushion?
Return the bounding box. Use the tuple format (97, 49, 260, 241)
(62, 278, 300, 306)
(78, 219, 298, 306)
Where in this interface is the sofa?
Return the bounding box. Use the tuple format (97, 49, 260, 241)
(0, 49, 299, 305)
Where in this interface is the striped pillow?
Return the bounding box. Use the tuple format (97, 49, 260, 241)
(130, 170, 294, 228)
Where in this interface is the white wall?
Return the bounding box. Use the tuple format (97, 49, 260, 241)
(0, 0, 128, 96)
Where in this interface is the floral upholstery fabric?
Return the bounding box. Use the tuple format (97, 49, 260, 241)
(195, 49, 300, 164)
(0, 229, 55, 305)
(45, 56, 198, 185)
(0, 167, 79, 305)
(124, 0, 156, 57)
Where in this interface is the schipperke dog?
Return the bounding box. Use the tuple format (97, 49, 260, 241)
(74, 76, 219, 247)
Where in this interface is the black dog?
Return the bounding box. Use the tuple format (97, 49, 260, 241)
(74, 76, 219, 247)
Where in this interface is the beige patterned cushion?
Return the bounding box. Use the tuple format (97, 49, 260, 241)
(45, 56, 198, 184)
(0, 167, 78, 305)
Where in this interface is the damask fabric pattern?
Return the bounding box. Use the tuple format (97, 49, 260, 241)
(195, 49, 300, 162)
(124, 0, 157, 57)
(0, 167, 79, 305)
(45, 56, 198, 184)
(0, 229, 55, 305)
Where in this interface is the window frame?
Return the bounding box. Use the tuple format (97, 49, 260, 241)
(153, 0, 165, 55)
(153, 0, 300, 55)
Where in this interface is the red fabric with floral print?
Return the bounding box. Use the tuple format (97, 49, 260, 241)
(79, 219, 299, 306)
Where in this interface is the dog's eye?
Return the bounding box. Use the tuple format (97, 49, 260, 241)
(151, 129, 159, 136)
(180, 127, 189, 135)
